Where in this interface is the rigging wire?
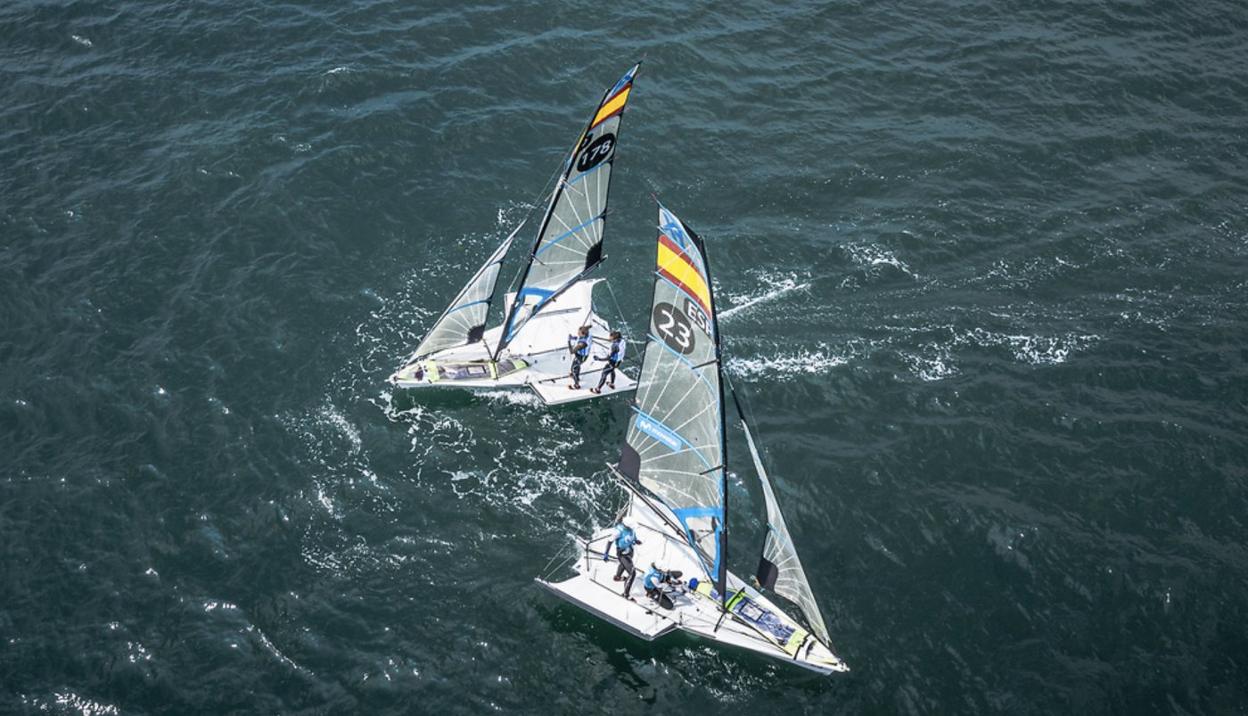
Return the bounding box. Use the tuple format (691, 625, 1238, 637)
(500, 155, 569, 296)
(601, 278, 640, 347)
(538, 468, 629, 579)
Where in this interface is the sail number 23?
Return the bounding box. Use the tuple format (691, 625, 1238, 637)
(653, 302, 696, 355)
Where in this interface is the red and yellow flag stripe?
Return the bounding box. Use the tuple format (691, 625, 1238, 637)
(590, 84, 631, 129)
(657, 234, 711, 314)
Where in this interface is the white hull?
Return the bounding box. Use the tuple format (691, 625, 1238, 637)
(538, 490, 848, 675)
(390, 280, 636, 406)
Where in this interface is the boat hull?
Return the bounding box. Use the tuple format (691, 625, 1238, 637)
(538, 494, 848, 674)
(390, 281, 636, 405)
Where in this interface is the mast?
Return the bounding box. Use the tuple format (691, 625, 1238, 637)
(683, 218, 729, 605)
(491, 154, 576, 361)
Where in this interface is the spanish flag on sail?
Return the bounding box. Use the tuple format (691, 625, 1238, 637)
(657, 231, 712, 315)
(590, 63, 639, 130)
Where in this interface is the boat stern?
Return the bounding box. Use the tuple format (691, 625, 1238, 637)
(536, 575, 677, 642)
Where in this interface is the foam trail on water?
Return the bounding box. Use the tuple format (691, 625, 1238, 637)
(722, 271, 810, 320)
(722, 280, 810, 320)
(478, 389, 544, 408)
(844, 242, 915, 277)
(727, 345, 850, 381)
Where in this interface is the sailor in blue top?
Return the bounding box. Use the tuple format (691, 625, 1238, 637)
(642, 565, 663, 593)
(602, 520, 641, 596)
(591, 330, 626, 394)
(642, 563, 677, 609)
(567, 325, 591, 390)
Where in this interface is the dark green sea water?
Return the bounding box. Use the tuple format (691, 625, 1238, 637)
(3, 1, 1247, 713)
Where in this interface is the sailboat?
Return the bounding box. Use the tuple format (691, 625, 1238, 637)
(390, 64, 641, 406)
(538, 204, 848, 674)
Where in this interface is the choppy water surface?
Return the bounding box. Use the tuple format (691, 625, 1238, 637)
(3, 1, 1247, 713)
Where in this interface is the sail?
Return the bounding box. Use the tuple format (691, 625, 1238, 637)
(495, 63, 639, 355)
(618, 204, 727, 599)
(736, 397, 832, 646)
(404, 222, 522, 363)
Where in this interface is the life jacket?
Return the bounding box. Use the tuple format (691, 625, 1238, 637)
(614, 525, 636, 551)
(608, 338, 625, 363)
(570, 332, 591, 358)
(643, 566, 663, 591)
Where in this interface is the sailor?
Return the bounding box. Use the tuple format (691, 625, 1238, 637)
(590, 331, 626, 394)
(643, 564, 677, 609)
(567, 325, 591, 390)
(602, 520, 641, 596)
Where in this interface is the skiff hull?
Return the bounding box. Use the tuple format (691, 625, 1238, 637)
(538, 493, 848, 674)
(390, 281, 636, 406)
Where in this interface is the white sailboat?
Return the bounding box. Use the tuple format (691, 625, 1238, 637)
(538, 204, 848, 674)
(390, 65, 641, 406)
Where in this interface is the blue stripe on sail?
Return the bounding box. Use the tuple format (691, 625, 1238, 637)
(502, 287, 554, 342)
(607, 66, 637, 97)
(446, 299, 488, 315)
(658, 205, 692, 250)
(566, 161, 608, 187)
(673, 504, 724, 583)
(534, 215, 602, 257)
(629, 406, 715, 472)
(632, 409, 683, 451)
(674, 505, 722, 519)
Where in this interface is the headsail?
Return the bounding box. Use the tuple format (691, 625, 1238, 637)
(495, 63, 639, 356)
(404, 221, 523, 364)
(734, 392, 832, 646)
(618, 204, 728, 601)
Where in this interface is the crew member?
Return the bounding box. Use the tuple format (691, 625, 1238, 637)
(602, 520, 641, 597)
(591, 331, 626, 394)
(567, 325, 591, 389)
(643, 563, 676, 609)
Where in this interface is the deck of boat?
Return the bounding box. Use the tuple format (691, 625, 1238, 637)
(390, 281, 637, 405)
(538, 496, 848, 674)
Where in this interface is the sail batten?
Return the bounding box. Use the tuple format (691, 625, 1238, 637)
(621, 205, 727, 600)
(534, 214, 604, 258)
(494, 63, 640, 356)
(736, 395, 832, 647)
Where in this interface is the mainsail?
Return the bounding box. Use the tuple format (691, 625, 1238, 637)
(734, 392, 832, 646)
(495, 63, 639, 356)
(618, 204, 727, 600)
(404, 221, 523, 364)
